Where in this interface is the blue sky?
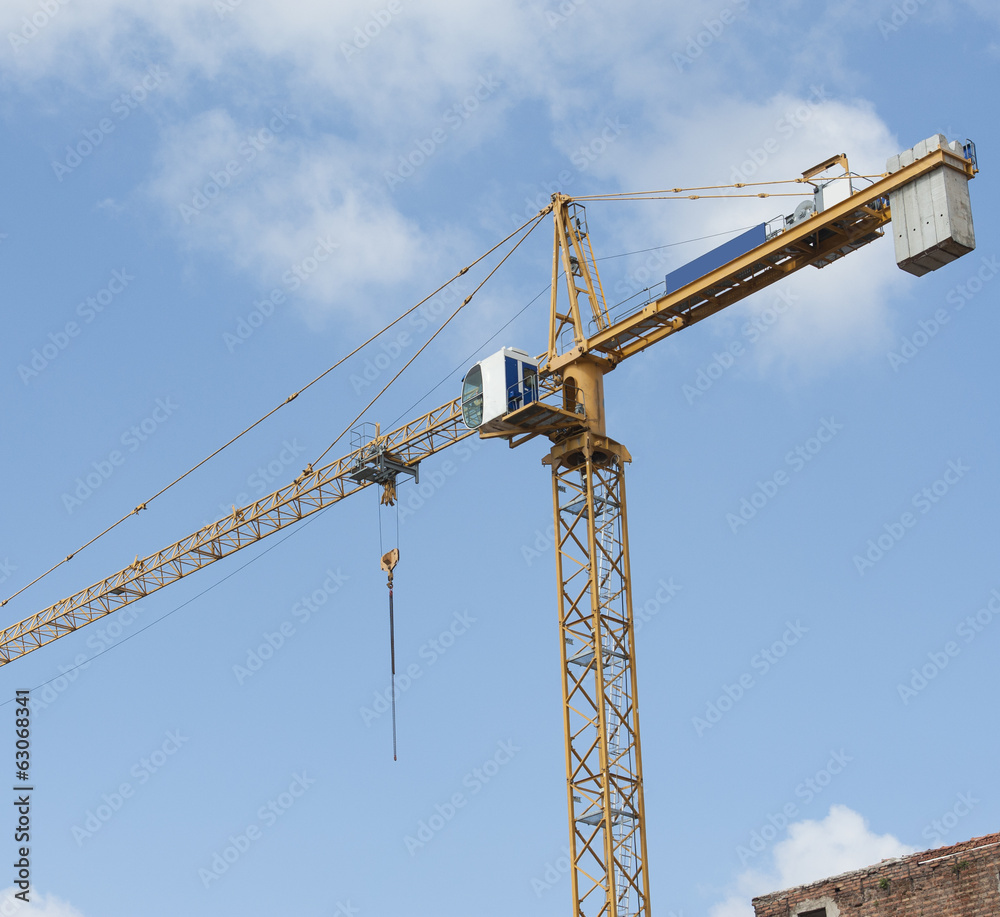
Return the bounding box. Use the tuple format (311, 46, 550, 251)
(1, 1, 998, 915)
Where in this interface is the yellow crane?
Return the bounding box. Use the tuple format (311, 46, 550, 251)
(0, 134, 978, 917)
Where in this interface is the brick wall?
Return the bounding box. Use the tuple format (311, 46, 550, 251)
(752, 832, 1000, 917)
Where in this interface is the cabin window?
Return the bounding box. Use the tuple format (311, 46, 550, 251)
(461, 365, 484, 428)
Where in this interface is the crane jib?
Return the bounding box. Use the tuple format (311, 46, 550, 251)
(0, 399, 471, 666)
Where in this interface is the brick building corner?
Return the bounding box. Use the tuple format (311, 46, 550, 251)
(752, 831, 999, 917)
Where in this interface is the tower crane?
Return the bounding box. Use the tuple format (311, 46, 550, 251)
(0, 134, 978, 917)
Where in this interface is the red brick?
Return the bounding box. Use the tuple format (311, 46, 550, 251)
(752, 832, 1000, 917)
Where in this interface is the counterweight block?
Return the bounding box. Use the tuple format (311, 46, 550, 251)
(887, 134, 976, 277)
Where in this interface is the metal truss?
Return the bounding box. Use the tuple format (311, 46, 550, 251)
(546, 147, 976, 372)
(549, 433, 650, 917)
(0, 399, 472, 666)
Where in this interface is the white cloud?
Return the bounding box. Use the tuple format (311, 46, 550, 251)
(0, 889, 86, 917)
(0, 0, 971, 350)
(2, 2, 576, 324)
(2, 1, 545, 116)
(708, 805, 916, 917)
(136, 78, 914, 349)
(142, 106, 434, 324)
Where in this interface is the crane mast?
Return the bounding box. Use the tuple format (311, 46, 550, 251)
(548, 431, 647, 917)
(0, 134, 978, 917)
(545, 197, 649, 917)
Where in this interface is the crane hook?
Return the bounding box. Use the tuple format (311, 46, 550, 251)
(380, 547, 399, 587)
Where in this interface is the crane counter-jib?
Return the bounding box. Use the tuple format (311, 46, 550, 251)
(551, 135, 977, 369)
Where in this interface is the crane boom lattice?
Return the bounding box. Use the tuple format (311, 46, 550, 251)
(550, 435, 649, 917)
(0, 400, 471, 666)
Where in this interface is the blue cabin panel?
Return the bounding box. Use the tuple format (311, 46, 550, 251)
(665, 223, 767, 293)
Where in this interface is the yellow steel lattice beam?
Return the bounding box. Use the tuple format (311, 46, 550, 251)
(0, 399, 472, 666)
(545, 147, 975, 374)
(549, 433, 649, 917)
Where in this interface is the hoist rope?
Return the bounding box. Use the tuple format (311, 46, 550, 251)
(388, 580, 397, 762)
(572, 174, 887, 201)
(375, 485, 402, 761)
(593, 227, 757, 262)
(589, 192, 806, 200)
